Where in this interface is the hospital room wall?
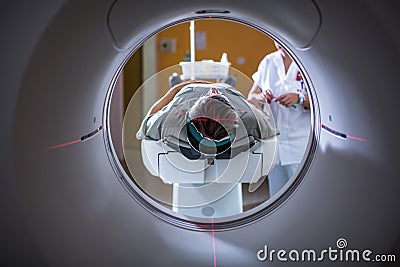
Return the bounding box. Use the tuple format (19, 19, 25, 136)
(110, 48, 143, 154)
(156, 19, 276, 96)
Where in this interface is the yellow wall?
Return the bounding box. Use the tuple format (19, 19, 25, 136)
(156, 19, 276, 94)
(122, 48, 143, 150)
(123, 47, 143, 111)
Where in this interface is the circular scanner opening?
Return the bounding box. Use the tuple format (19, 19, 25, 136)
(106, 18, 316, 230)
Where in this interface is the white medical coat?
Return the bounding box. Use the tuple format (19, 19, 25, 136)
(252, 50, 310, 165)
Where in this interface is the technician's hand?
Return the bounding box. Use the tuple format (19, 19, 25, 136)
(264, 89, 273, 104)
(275, 93, 298, 107)
(247, 86, 273, 110)
(251, 89, 273, 104)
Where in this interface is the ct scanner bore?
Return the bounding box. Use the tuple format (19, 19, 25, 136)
(106, 4, 320, 229)
(2, 0, 399, 266)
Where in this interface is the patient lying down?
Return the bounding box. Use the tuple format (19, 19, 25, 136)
(136, 80, 278, 157)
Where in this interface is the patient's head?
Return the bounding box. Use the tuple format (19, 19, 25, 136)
(188, 94, 237, 139)
(187, 92, 238, 154)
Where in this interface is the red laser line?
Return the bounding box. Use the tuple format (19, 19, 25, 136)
(209, 97, 213, 137)
(191, 117, 237, 122)
(212, 218, 217, 267)
(47, 139, 81, 150)
(347, 135, 368, 142)
(46, 125, 103, 151)
(320, 123, 368, 142)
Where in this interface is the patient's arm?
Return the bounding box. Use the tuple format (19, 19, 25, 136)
(148, 79, 211, 114)
(247, 83, 272, 112)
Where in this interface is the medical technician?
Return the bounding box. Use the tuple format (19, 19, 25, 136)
(247, 41, 310, 197)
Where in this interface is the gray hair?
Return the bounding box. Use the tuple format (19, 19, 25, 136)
(187, 94, 238, 140)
